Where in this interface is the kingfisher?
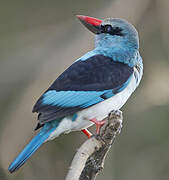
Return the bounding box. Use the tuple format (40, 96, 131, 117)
(8, 15, 143, 173)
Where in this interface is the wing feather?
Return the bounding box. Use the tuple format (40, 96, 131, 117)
(33, 55, 133, 124)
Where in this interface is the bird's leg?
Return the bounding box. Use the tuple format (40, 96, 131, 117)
(81, 129, 92, 138)
(90, 118, 106, 134)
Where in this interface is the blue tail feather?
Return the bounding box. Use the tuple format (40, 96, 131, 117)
(8, 127, 55, 173)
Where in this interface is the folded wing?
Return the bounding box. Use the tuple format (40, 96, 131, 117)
(33, 55, 133, 124)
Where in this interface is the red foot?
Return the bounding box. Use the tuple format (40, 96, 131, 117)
(90, 118, 106, 134)
(81, 129, 92, 138)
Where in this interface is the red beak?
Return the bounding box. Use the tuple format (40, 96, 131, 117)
(76, 15, 102, 34)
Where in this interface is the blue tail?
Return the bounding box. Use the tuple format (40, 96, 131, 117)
(8, 127, 55, 173)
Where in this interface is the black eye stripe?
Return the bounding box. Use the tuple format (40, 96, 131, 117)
(100, 25, 123, 36)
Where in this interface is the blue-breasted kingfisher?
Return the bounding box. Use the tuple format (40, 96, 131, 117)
(8, 15, 143, 173)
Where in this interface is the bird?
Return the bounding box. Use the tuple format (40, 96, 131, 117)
(8, 15, 143, 173)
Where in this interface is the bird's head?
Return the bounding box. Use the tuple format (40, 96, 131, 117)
(77, 15, 139, 50)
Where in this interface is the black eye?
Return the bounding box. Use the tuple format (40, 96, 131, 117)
(101, 25, 123, 36)
(104, 25, 112, 33)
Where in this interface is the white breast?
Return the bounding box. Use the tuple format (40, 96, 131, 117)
(75, 73, 137, 125)
(48, 65, 143, 140)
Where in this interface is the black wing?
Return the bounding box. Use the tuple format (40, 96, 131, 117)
(33, 55, 133, 126)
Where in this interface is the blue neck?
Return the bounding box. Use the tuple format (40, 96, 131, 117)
(79, 45, 138, 67)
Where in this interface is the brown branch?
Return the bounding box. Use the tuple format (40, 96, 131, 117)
(66, 110, 123, 180)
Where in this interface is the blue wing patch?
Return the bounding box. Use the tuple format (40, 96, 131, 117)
(33, 54, 134, 125)
(35, 89, 114, 123)
(42, 90, 105, 107)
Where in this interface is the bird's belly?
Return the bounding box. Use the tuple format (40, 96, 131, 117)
(48, 75, 136, 139)
(73, 75, 136, 130)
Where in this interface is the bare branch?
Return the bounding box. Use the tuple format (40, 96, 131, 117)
(66, 110, 123, 180)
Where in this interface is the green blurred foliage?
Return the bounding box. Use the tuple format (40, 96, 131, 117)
(1, 0, 169, 179)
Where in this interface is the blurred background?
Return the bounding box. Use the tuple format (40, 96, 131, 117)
(0, 0, 169, 179)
